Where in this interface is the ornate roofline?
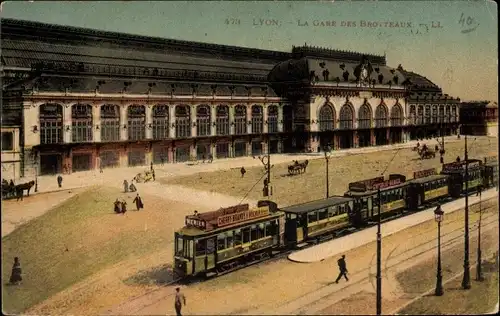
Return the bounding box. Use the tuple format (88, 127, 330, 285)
(292, 45, 386, 65)
(1, 18, 290, 61)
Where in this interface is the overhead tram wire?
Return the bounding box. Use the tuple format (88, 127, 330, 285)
(380, 147, 402, 177)
(238, 169, 269, 205)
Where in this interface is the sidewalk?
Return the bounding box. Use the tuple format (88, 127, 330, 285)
(17, 136, 463, 196)
(288, 188, 498, 263)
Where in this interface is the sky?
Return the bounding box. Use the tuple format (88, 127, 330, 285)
(1, 0, 498, 102)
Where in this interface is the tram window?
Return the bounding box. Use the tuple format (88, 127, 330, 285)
(226, 231, 234, 248)
(265, 222, 275, 237)
(185, 239, 193, 259)
(217, 234, 226, 251)
(257, 223, 265, 239)
(318, 209, 328, 220)
(308, 211, 318, 223)
(206, 238, 216, 253)
(234, 229, 242, 246)
(195, 239, 206, 256)
(287, 213, 297, 220)
(250, 225, 258, 241)
(328, 206, 337, 217)
(243, 227, 251, 243)
(175, 236, 184, 256)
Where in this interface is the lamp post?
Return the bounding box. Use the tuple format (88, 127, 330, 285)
(324, 145, 332, 198)
(260, 142, 272, 197)
(376, 187, 382, 315)
(434, 205, 444, 296)
(462, 134, 471, 289)
(476, 186, 484, 281)
(34, 161, 38, 193)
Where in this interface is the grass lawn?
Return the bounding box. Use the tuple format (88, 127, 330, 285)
(1, 186, 188, 314)
(398, 259, 499, 315)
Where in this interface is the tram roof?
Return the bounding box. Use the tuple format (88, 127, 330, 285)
(410, 174, 448, 184)
(281, 196, 353, 214)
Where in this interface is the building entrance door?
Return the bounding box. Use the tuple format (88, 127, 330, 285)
(338, 132, 353, 149)
(72, 154, 92, 172)
(40, 153, 62, 175)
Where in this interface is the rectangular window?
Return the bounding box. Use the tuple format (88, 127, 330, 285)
(242, 227, 251, 244)
(217, 234, 226, 251)
(257, 223, 265, 239)
(176, 235, 184, 256)
(1, 132, 13, 151)
(308, 211, 318, 223)
(265, 222, 275, 237)
(328, 206, 337, 218)
(250, 225, 258, 241)
(101, 119, 120, 141)
(226, 231, 234, 248)
(234, 229, 242, 246)
(318, 208, 328, 220)
(196, 239, 206, 256)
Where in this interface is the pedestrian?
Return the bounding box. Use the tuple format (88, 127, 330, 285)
(160, 156, 165, 166)
(123, 179, 129, 193)
(100, 167, 103, 173)
(9, 257, 22, 285)
(57, 175, 63, 188)
(208, 153, 213, 163)
(202, 154, 206, 163)
(129, 182, 137, 192)
(440, 156, 444, 164)
(120, 200, 127, 215)
(174, 287, 186, 316)
(114, 199, 121, 214)
(335, 255, 349, 283)
(240, 167, 246, 178)
(9, 179, 14, 187)
(133, 193, 144, 211)
(150, 161, 153, 171)
(152, 169, 155, 181)
(456, 156, 461, 163)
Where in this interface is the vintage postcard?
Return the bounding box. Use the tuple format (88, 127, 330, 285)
(1, 1, 498, 315)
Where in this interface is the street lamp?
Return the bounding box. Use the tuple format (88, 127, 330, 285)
(462, 135, 471, 290)
(34, 160, 39, 193)
(376, 187, 382, 315)
(434, 205, 445, 296)
(324, 145, 332, 198)
(476, 186, 484, 281)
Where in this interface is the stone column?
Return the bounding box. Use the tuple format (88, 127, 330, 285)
(263, 105, 268, 134)
(120, 105, 128, 141)
(211, 105, 217, 136)
(191, 105, 197, 138)
(93, 105, 101, 143)
(169, 105, 176, 138)
(145, 105, 153, 139)
(229, 106, 235, 135)
(386, 128, 391, 144)
(370, 129, 375, 146)
(278, 105, 284, 132)
(246, 106, 252, 134)
(278, 138, 283, 153)
(63, 103, 72, 143)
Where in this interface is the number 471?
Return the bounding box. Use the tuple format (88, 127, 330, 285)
(225, 18, 240, 25)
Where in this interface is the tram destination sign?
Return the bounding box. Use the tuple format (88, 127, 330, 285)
(217, 207, 269, 227)
(185, 217, 206, 229)
(371, 178, 403, 190)
(413, 168, 437, 179)
(349, 176, 384, 192)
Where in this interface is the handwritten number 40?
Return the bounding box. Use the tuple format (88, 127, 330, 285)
(459, 13, 479, 33)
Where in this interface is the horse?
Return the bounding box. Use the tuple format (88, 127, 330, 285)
(418, 148, 436, 160)
(287, 160, 309, 175)
(15, 181, 35, 201)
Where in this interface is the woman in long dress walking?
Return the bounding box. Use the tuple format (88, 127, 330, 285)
(9, 257, 22, 285)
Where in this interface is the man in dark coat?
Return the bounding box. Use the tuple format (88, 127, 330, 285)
(120, 200, 127, 215)
(9, 257, 22, 285)
(57, 175, 63, 188)
(174, 287, 186, 316)
(335, 255, 349, 283)
(152, 170, 156, 181)
(123, 180, 129, 193)
(456, 156, 461, 163)
(133, 193, 144, 211)
(129, 183, 137, 192)
(114, 199, 121, 214)
(240, 167, 246, 178)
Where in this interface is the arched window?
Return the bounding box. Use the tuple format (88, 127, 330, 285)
(409, 105, 416, 125)
(283, 104, 293, 132)
(175, 105, 191, 138)
(390, 104, 403, 127)
(417, 105, 424, 125)
(446, 105, 451, 123)
(234, 105, 247, 135)
(71, 104, 92, 142)
(251, 105, 263, 134)
(196, 105, 211, 136)
(358, 103, 372, 129)
(153, 105, 169, 140)
(267, 105, 278, 133)
(424, 105, 431, 124)
(127, 105, 146, 140)
(40, 103, 63, 144)
(452, 105, 458, 122)
(375, 104, 388, 128)
(432, 105, 437, 123)
(101, 104, 120, 141)
(318, 104, 335, 131)
(439, 105, 444, 123)
(339, 104, 353, 129)
(216, 105, 230, 135)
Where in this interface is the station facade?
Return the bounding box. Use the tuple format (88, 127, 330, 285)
(1, 19, 461, 178)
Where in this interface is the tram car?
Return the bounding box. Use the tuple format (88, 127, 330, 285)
(440, 159, 483, 197)
(174, 201, 285, 278)
(344, 174, 408, 224)
(482, 156, 498, 189)
(406, 168, 450, 210)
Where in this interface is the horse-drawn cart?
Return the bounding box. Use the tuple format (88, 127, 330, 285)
(287, 160, 309, 175)
(133, 171, 153, 183)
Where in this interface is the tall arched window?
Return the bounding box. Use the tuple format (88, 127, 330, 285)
(283, 104, 293, 132)
(439, 105, 444, 123)
(153, 104, 169, 139)
(251, 105, 263, 134)
(339, 104, 353, 129)
(318, 104, 335, 131)
(417, 105, 424, 124)
(267, 105, 278, 133)
(446, 105, 451, 123)
(71, 104, 93, 142)
(358, 103, 372, 129)
(375, 104, 388, 128)
(40, 103, 63, 144)
(409, 105, 416, 125)
(127, 105, 146, 140)
(216, 105, 229, 135)
(390, 104, 403, 126)
(196, 105, 211, 136)
(452, 105, 458, 122)
(101, 104, 120, 141)
(234, 105, 247, 135)
(424, 105, 431, 124)
(432, 105, 438, 123)
(175, 105, 191, 138)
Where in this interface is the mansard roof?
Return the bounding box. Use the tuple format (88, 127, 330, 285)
(396, 67, 441, 91)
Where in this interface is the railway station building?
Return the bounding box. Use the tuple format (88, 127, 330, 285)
(1, 19, 462, 178)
